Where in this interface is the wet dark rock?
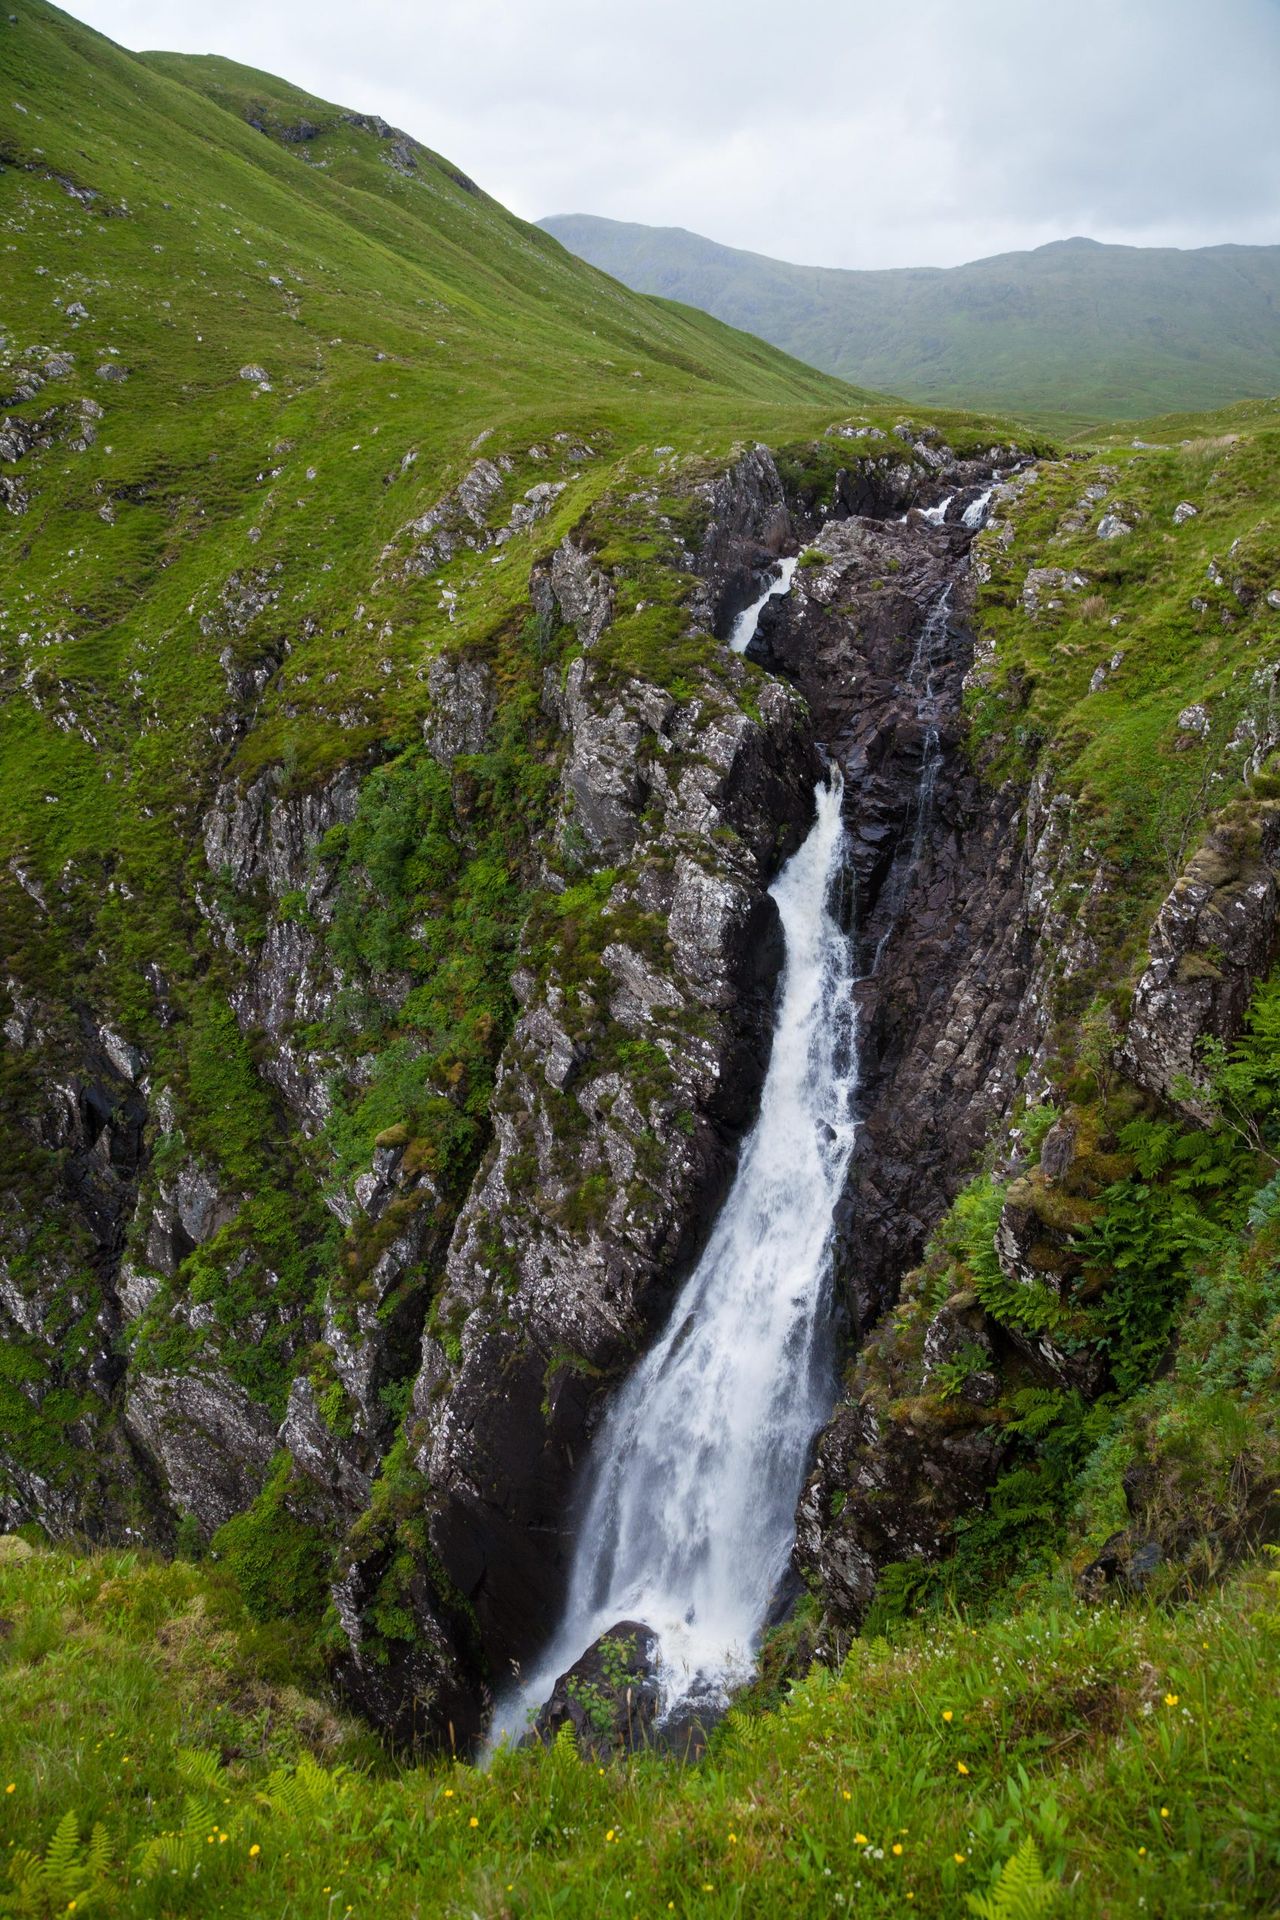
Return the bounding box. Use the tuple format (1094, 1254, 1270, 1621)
(331, 1548, 486, 1753)
(756, 502, 1043, 1340)
(795, 1398, 1009, 1628)
(688, 442, 791, 637)
(528, 1621, 662, 1758)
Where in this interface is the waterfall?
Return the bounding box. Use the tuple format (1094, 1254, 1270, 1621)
(490, 774, 858, 1747)
(728, 556, 798, 653)
(961, 481, 998, 530)
(898, 495, 952, 526)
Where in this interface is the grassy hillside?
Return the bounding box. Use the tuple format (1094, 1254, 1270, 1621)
(0, 2, 1041, 1535)
(540, 217, 1280, 431)
(2, 1532, 1277, 1917)
(0, 3, 855, 871)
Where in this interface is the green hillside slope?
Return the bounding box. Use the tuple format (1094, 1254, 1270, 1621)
(540, 215, 1280, 428)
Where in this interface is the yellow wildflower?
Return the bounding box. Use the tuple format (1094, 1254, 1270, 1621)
(4, 1785, 14, 1795)
(249, 1845, 261, 1858)
(842, 1789, 851, 1801)
(956, 1761, 970, 1776)
(606, 1829, 615, 1843)
(443, 1787, 454, 1798)
(469, 1816, 479, 1829)
(892, 1842, 904, 1856)
(942, 1710, 953, 1723)
(728, 1833, 738, 1844)
(854, 1832, 869, 1845)
(954, 1852, 967, 1863)
(1164, 1693, 1179, 1707)
(1160, 1807, 1170, 1819)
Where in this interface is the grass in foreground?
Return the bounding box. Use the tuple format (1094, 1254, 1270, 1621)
(1, 1537, 1278, 1916)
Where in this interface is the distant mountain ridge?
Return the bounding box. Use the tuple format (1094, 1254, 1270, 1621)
(539, 216, 1280, 425)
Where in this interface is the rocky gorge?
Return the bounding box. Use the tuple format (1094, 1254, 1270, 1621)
(6, 410, 1280, 1759)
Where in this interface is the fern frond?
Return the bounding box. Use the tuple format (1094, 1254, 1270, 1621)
(177, 1747, 222, 1792)
(965, 1836, 1057, 1919)
(43, 1809, 81, 1885)
(85, 1821, 112, 1882)
(7, 1846, 39, 1888)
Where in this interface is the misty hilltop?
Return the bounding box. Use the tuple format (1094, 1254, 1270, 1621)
(540, 215, 1280, 428)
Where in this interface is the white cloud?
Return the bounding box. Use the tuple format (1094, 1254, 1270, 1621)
(71, 0, 1280, 267)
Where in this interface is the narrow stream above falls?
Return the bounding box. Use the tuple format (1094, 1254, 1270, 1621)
(728, 555, 799, 653)
(490, 773, 859, 1748)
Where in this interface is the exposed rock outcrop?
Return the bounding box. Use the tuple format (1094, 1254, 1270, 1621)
(751, 502, 1043, 1336)
(335, 451, 823, 1747)
(123, 1368, 277, 1536)
(1123, 804, 1280, 1113)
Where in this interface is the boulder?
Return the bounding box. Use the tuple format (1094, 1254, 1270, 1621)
(528, 1622, 662, 1758)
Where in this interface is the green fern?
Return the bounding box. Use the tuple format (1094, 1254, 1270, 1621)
(966, 1836, 1058, 1919)
(2, 1809, 115, 1914)
(134, 1765, 224, 1886)
(256, 1754, 353, 1831)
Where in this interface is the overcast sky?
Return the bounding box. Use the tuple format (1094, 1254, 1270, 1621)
(72, 0, 1280, 270)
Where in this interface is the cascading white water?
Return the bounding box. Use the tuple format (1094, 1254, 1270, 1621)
(728, 555, 798, 653)
(490, 775, 858, 1747)
(961, 480, 998, 530)
(897, 495, 952, 526)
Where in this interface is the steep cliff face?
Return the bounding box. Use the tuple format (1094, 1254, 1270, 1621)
(749, 501, 1042, 1331)
(331, 430, 1046, 1744)
(331, 454, 824, 1744)
(790, 424, 1280, 1640)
